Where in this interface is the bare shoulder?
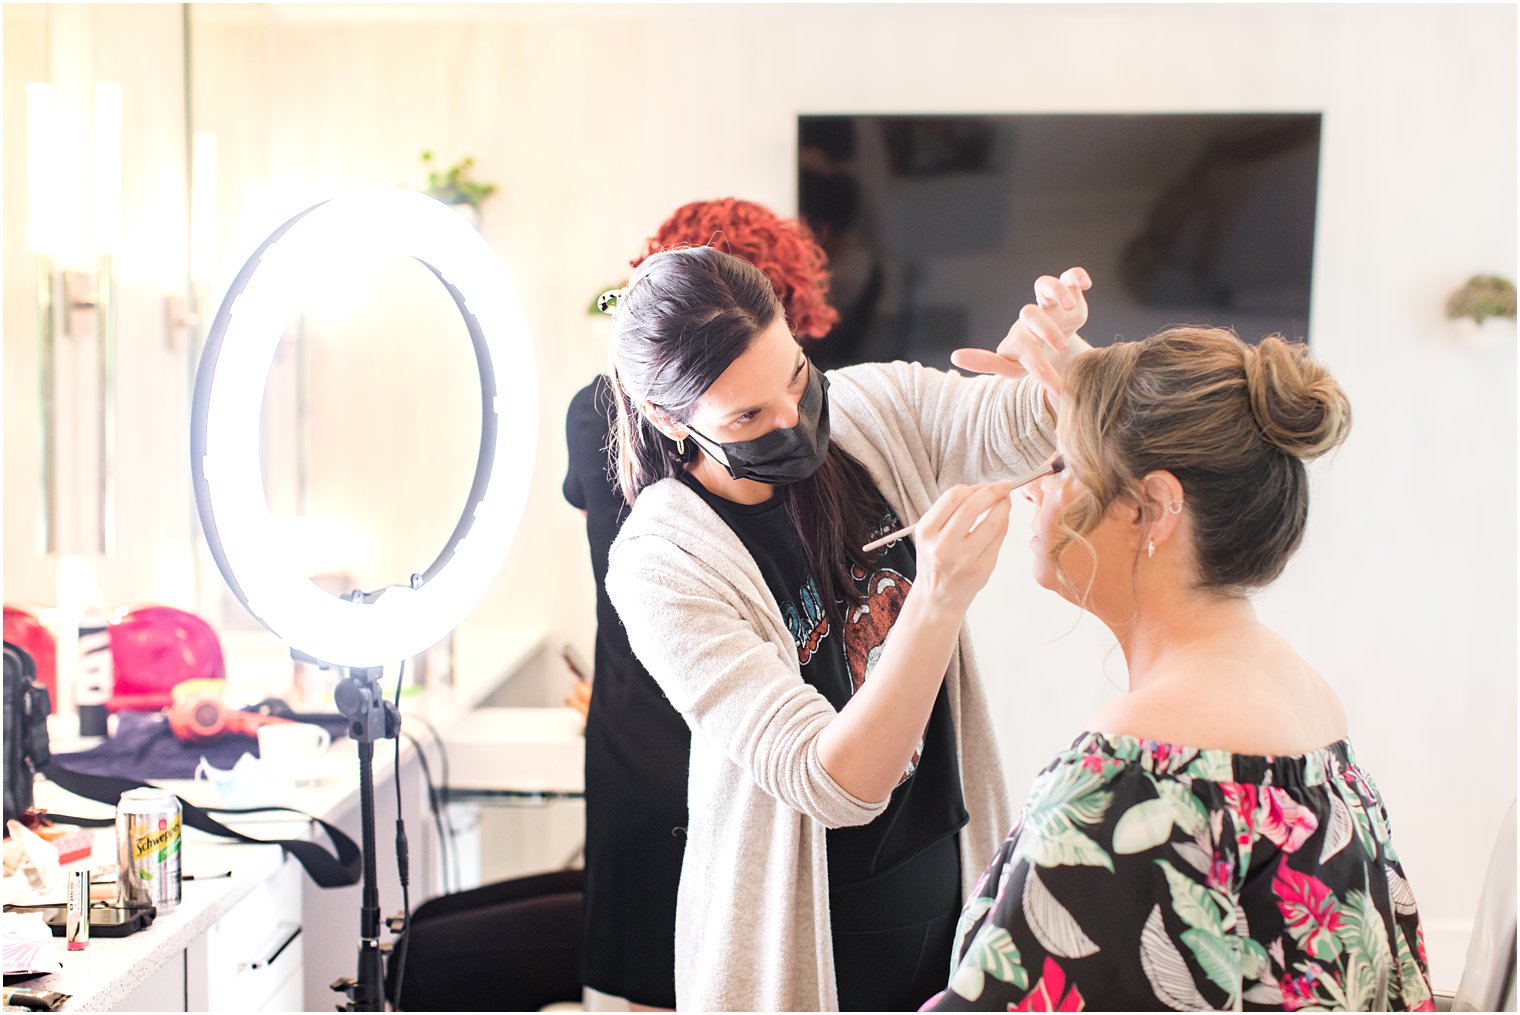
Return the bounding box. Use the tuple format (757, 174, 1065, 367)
(1088, 657, 1349, 757)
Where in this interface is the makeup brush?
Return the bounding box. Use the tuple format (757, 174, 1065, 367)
(861, 456, 1062, 554)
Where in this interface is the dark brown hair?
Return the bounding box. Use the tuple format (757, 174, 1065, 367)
(1054, 327, 1352, 595)
(607, 246, 880, 628)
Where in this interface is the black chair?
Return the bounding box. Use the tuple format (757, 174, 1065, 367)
(386, 868, 585, 1011)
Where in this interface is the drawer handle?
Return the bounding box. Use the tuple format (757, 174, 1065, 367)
(239, 923, 301, 972)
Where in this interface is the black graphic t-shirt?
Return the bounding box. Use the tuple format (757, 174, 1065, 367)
(678, 472, 968, 894)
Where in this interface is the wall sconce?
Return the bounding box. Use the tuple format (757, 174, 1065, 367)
(27, 81, 120, 556)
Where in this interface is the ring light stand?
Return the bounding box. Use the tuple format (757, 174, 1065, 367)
(190, 189, 537, 1011)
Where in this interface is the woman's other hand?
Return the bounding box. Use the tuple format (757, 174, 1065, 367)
(952, 267, 1093, 401)
(912, 482, 1015, 614)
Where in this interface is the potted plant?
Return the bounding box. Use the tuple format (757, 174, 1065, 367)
(1446, 274, 1516, 348)
(1447, 274, 1517, 324)
(421, 151, 498, 225)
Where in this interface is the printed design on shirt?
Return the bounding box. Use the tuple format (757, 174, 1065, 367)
(864, 511, 907, 551)
(782, 577, 831, 666)
(845, 561, 922, 784)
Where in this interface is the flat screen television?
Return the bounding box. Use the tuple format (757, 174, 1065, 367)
(798, 113, 1321, 370)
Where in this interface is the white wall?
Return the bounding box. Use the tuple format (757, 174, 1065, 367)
(7, 2, 1513, 991)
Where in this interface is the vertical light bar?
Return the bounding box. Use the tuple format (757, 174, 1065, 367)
(190, 131, 218, 285)
(27, 83, 59, 256)
(94, 84, 123, 554)
(29, 83, 60, 553)
(92, 83, 122, 255)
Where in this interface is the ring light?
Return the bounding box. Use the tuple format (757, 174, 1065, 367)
(191, 188, 537, 669)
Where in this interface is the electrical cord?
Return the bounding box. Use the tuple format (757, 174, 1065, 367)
(409, 714, 459, 892)
(401, 728, 450, 894)
(391, 660, 412, 1011)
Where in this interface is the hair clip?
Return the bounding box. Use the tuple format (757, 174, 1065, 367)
(597, 288, 625, 315)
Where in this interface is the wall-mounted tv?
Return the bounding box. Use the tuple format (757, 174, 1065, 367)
(798, 113, 1321, 370)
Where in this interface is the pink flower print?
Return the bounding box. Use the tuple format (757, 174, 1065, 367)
(1011, 958, 1085, 1011)
(1280, 963, 1330, 1012)
(1273, 862, 1345, 960)
(1260, 787, 1320, 854)
(1207, 859, 1234, 891)
(1222, 783, 1259, 846)
(1079, 752, 1108, 775)
(1416, 923, 1429, 969)
(1279, 973, 1317, 1011)
(1342, 763, 1374, 803)
(1139, 740, 1199, 776)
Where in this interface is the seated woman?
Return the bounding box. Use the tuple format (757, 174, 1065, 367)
(926, 325, 1435, 1012)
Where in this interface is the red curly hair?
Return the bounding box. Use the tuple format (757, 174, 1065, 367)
(631, 198, 839, 343)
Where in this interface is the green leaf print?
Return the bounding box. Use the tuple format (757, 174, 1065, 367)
(951, 895, 995, 974)
(1181, 927, 1242, 1000)
(1185, 750, 1233, 782)
(1114, 798, 1177, 854)
(1156, 859, 1224, 935)
(950, 925, 1030, 1001)
(1341, 787, 1380, 858)
(1395, 924, 1433, 1009)
(1336, 892, 1394, 1011)
(1013, 761, 1118, 870)
(1156, 779, 1209, 836)
(1030, 762, 1117, 827)
(1020, 823, 1115, 871)
(1338, 890, 1393, 970)
(1238, 936, 1271, 982)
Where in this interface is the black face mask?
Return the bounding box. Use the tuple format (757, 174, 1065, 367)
(686, 364, 831, 485)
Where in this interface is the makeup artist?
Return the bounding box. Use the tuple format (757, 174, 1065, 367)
(564, 198, 842, 1011)
(601, 247, 1092, 1012)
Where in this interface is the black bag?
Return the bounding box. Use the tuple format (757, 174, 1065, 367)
(2, 640, 360, 888)
(4, 640, 52, 827)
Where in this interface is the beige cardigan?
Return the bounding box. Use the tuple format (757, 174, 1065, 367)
(605, 361, 1056, 1012)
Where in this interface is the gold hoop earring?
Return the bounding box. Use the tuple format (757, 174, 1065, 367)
(676, 436, 687, 456)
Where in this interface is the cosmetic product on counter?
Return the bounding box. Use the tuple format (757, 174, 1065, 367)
(0, 987, 71, 1011)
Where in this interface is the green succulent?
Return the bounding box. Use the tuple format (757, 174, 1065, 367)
(1446, 274, 1517, 324)
(421, 150, 498, 211)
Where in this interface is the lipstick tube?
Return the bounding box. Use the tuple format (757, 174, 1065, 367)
(66, 869, 89, 951)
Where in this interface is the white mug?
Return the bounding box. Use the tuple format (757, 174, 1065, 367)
(257, 721, 332, 786)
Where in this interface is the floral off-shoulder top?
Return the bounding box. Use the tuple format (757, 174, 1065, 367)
(924, 733, 1433, 1012)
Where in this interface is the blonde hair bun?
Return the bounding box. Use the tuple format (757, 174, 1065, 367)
(1244, 335, 1351, 461)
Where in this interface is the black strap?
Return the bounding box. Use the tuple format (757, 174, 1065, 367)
(41, 762, 361, 888)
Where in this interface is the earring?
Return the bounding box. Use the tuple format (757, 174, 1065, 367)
(1147, 539, 1156, 559)
(1168, 501, 1183, 514)
(675, 435, 686, 456)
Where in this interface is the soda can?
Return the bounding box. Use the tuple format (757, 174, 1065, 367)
(116, 788, 182, 911)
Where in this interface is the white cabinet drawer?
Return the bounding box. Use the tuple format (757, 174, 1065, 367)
(202, 857, 304, 1011)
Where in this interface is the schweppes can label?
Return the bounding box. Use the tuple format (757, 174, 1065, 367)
(116, 788, 182, 911)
